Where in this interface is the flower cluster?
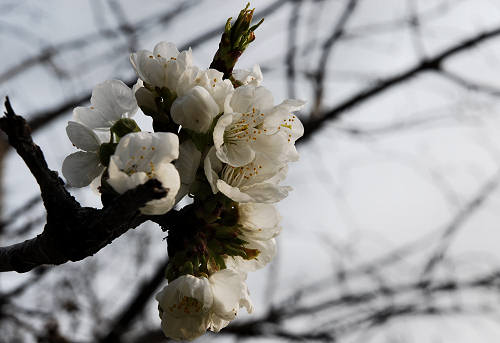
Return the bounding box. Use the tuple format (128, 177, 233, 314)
(62, 6, 304, 341)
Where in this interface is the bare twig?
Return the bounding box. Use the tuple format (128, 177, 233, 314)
(99, 258, 169, 343)
(302, 25, 500, 143)
(311, 0, 359, 116)
(421, 170, 500, 279)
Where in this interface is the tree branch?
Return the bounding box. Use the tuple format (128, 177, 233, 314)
(0, 99, 168, 273)
(301, 25, 500, 143)
(311, 0, 359, 116)
(99, 257, 169, 343)
(2, 97, 78, 212)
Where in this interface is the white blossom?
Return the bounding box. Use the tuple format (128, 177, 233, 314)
(73, 80, 138, 132)
(226, 203, 282, 272)
(214, 84, 305, 167)
(156, 270, 253, 340)
(170, 86, 220, 133)
(62, 121, 104, 187)
(170, 69, 233, 133)
(156, 275, 213, 341)
(62, 37, 302, 343)
(130, 41, 193, 92)
(107, 132, 180, 215)
(204, 147, 291, 203)
(189, 68, 233, 110)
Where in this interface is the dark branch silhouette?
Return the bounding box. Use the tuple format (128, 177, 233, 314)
(0, 98, 169, 272)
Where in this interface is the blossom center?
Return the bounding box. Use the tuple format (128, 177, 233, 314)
(123, 145, 157, 177)
(221, 161, 263, 187)
(224, 110, 266, 145)
(167, 296, 203, 316)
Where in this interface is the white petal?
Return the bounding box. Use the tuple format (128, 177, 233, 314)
(153, 41, 179, 60)
(130, 50, 165, 87)
(263, 99, 305, 136)
(62, 152, 103, 188)
(66, 121, 101, 152)
(171, 86, 219, 133)
(227, 85, 274, 114)
(213, 112, 233, 152)
(240, 182, 292, 203)
(213, 113, 255, 167)
(208, 314, 230, 333)
(216, 179, 253, 202)
(165, 49, 194, 92)
(156, 275, 213, 311)
(175, 140, 202, 202)
(107, 156, 148, 194)
(200, 69, 233, 111)
(73, 106, 111, 130)
(91, 80, 138, 121)
(209, 270, 244, 321)
(253, 133, 294, 164)
(172, 65, 200, 97)
(114, 132, 179, 171)
(238, 203, 281, 240)
(177, 140, 201, 185)
(204, 148, 223, 194)
(239, 281, 254, 314)
(217, 142, 255, 167)
(176, 47, 193, 66)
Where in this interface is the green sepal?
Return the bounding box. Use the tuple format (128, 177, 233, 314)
(214, 254, 227, 270)
(180, 261, 194, 276)
(214, 225, 238, 240)
(98, 142, 118, 166)
(225, 245, 248, 258)
(110, 118, 141, 138)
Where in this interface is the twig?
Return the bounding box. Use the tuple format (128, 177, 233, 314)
(301, 25, 500, 143)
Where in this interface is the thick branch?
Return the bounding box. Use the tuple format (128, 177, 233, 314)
(0, 100, 168, 273)
(2, 97, 77, 212)
(0, 179, 166, 273)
